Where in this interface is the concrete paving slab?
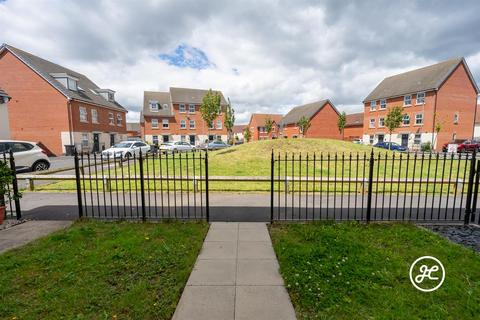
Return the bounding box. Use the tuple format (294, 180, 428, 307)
(205, 227, 239, 242)
(172, 285, 235, 320)
(238, 241, 277, 259)
(209, 222, 239, 229)
(198, 241, 237, 260)
(235, 286, 296, 320)
(239, 227, 270, 241)
(236, 259, 284, 285)
(239, 222, 269, 229)
(188, 259, 236, 286)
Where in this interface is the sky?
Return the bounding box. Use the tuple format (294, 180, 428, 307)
(1, 0, 479, 124)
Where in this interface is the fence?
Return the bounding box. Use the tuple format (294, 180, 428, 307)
(1, 151, 22, 220)
(271, 150, 480, 224)
(74, 150, 209, 221)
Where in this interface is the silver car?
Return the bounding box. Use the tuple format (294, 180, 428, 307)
(0, 140, 51, 172)
(101, 141, 151, 159)
(159, 141, 196, 153)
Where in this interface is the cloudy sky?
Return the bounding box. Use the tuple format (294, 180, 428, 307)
(1, 0, 479, 124)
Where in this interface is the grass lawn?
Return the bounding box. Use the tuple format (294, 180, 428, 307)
(270, 222, 480, 319)
(0, 220, 208, 319)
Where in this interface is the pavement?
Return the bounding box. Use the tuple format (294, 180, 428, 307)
(173, 222, 296, 320)
(0, 220, 73, 254)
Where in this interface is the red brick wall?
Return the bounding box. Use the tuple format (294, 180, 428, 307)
(0, 50, 69, 155)
(248, 116, 280, 141)
(70, 100, 127, 133)
(343, 125, 363, 140)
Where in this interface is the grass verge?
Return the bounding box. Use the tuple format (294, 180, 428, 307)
(0, 220, 208, 319)
(269, 222, 480, 319)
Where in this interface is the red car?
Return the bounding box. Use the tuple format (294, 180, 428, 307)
(442, 140, 480, 153)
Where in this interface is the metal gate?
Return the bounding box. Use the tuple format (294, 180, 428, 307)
(1, 151, 22, 221)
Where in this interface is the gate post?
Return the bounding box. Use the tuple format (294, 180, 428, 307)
(270, 149, 274, 223)
(366, 150, 375, 223)
(205, 151, 210, 222)
(74, 148, 83, 218)
(8, 150, 21, 220)
(464, 151, 476, 225)
(139, 151, 146, 222)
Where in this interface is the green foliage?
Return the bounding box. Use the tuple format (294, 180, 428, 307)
(264, 117, 274, 135)
(421, 141, 432, 152)
(337, 111, 347, 135)
(200, 89, 221, 129)
(244, 127, 252, 142)
(385, 106, 404, 134)
(297, 116, 311, 137)
(0, 161, 19, 206)
(224, 98, 235, 138)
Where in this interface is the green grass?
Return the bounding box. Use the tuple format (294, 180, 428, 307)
(270, 222, 480, 319)
(0, 220, 208, 319)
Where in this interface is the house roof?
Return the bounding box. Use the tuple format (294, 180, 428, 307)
(345, 112, 364, 127)
(233, 124, 247, 134)
(1, 44, 127, 112)
(364, 57, 479, 102)
(0, 88, 10, 100)
(170, 87, 228, 105)
(248, 114, 284, 127)
(126, 122, 141, 132)
(279, 99, 338, 126)
(142, 91, 173, 117)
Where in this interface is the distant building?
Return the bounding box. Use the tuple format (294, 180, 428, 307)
(0, 88, 11, 139)
(0, 44, 128, 155)
(247, 114, 283, 141)
(363, 58, 479, 149)
(280, 99, 342, 139)
(141, 88, 228, 146)
(233, 124, 246, 142)
(126, 122, 141, 138)
(343, 112, 364, 141)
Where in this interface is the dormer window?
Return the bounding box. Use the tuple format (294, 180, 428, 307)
(96, 89, 115, 102)
(149, 100, 159, 112)
(50, 73, 78, 91)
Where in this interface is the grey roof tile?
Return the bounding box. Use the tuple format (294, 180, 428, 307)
(279, 100, 337, 126)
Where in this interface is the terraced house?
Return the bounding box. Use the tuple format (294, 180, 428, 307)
(0, 44, 128, 155)
(247, 113, 283, 141)
(363, 58, 479, 150)
(141, 88, 228, 146)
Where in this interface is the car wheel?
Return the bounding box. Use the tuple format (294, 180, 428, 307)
(124, 152, 132, 159)
(32, 160, 50, 172)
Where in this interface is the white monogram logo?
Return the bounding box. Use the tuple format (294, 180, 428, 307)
(409, 256, 445, 292)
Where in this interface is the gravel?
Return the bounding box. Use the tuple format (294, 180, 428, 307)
(426, 224, 480, 253)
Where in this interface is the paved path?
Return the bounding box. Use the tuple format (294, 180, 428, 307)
(173, 222, 296, 320)
(0, 220, 72, 254)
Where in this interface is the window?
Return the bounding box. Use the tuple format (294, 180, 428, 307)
(404, 94, 412, 106)
(415, 113, 423, 125)
(379, 117, 385, 127)
(162, 119, 169, 128)
(189, 120, 195, 129)
(79, 107, 88, 122)
(454, 112, 459, 124)
(414, 133, 422, 145)
(259, 127, 265, 133)
(10, 142, 34, 153)
(369, 118, 375, 128)
(180, 120, 186, 129)
(377, 134, 385, 143)
(149, 100, 158, 112)
(152, 135, 159, 145)
(216, 120, 222, 129)
(108, 112, 114, 125)
(91, 109, 98, 123)
(181, 135, 186, 142)
(370, 101, 377, 111)
(179, 104, 186, 113)
(162, 135, 170, 142)
(380, 99, 386, 109)
(189, 104, 195, 113)
(416, 92, 425, 105)
(67, 78, 77, 91)
(81, 133, 89, 147)
(402, 114, 410, 125)
(369, 135, 374, 144)
(116, 114, 123, 126)
(151, 118, 159, 129)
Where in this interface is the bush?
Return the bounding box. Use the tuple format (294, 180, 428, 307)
(421, 142, 432, 152)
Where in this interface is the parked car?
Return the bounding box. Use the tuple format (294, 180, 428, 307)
(373, 141, 407, 152)
(101, 141, 150, 159)
(442, 140, 480, 153)
(0, 140, 50, 172)
(352, 138, 362, 144)
(201, 141, 231, 150)
(159, 141, 196, 153)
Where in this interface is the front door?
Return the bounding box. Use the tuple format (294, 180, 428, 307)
(110, 134, 115, 147)
(93, 133, 100, 153)
(189, 135, 196, 145)
(377, 134, 384, 143)
(401, 134, 409, 148)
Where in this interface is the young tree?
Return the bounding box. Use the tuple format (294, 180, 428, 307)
(337, 111, 347, 139)
(297, 116, 311, 137)
(264, 117, 274, 138)
(384, 106, 404, 150)
(244, 127, 252, 142)
(224, 98, 235, 144)
(432, 113, 442, 150)
(200, 89, 221, 148)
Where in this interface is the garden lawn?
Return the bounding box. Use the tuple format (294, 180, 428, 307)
(0, 220, 208, 319)
(270, 222, 480, 319)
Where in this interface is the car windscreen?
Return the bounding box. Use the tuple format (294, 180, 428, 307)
(113, 143, 132, 148)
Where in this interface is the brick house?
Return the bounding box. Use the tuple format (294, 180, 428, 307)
(141, 88, 228, 146)
(343, 112, 364, 141)
(363, 58, 479, 149)
(233, 124, 246, 142)
(0, 88, 11, 139)
(279, 100, 342, 139)
(126, 123, 141, 138)
(247, 114, 283, 141)
(0, 44, 128, 155)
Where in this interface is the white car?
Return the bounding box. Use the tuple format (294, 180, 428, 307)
(101, 141, 151, 159)
(352, 138, 363, 144)
(0, 140, 50, 172)
(159, 141, 196, 153)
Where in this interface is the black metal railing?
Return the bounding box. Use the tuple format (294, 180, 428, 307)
(1, 150, 22, 220)
(271, 150, 480, 224)
(74, 150, 209, 221)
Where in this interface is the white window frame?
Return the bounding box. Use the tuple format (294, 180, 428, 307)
(91, 109, 98, 123)
(189, 120, 195, 129)
(416, 92, 425, 105)
(402, 114, 410, 126)
(216, 120, 222, 129)
(370, 101, 377, 111)
(151, 118, 159, 129)
(67, 78, 77, 91)
(380, 99, 386, 110)
(369, 135, 374, 144)
(149, 100, 159, 112)
(181, 135, 186, 142)
(81, 133, 89, 147)
(414, 133, 422, 145)
(108, 112, 114, 125)
(116, 114, 123, 126)
(79, 106, 88, 122)
(179, 104, 186, 113)
(379, 117, 385, 127)
(162, 119, 169, 129)
(415, 113, 423, 125)
(180, 119, 186, 129)
(369, 118, 375, 128)
(189, 104, 195, 113)
(404, 94, 412, 106)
